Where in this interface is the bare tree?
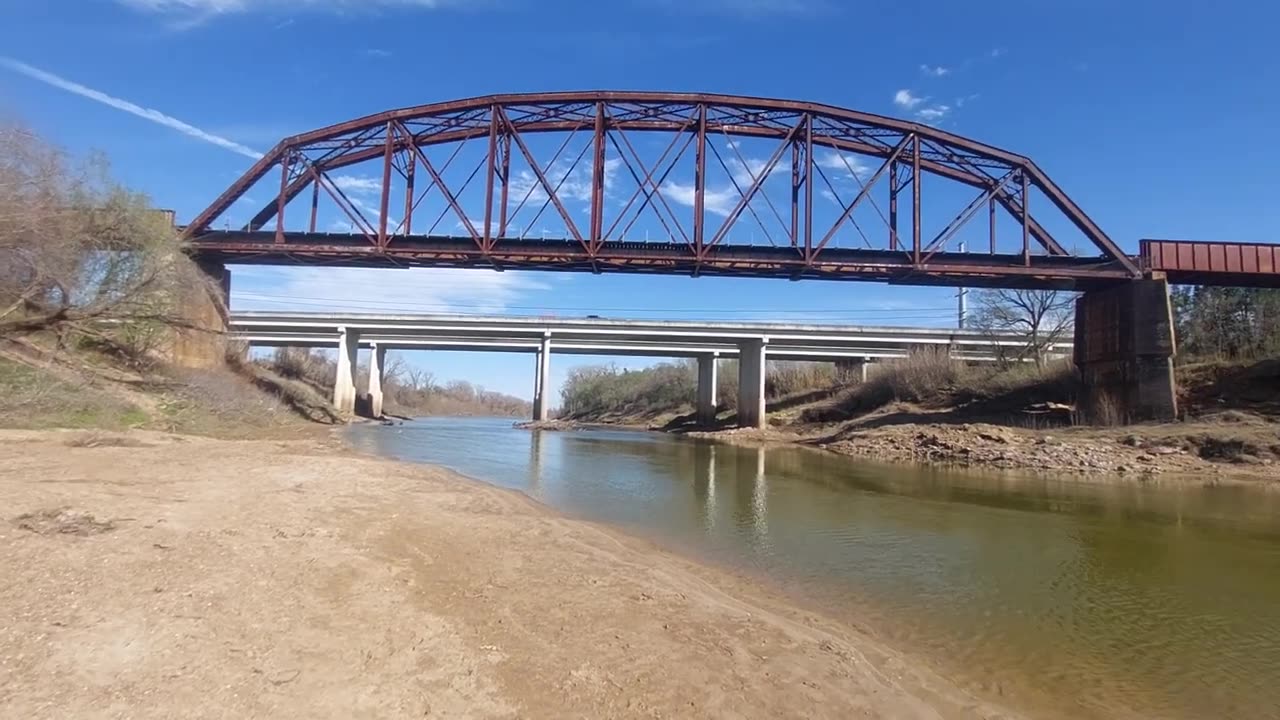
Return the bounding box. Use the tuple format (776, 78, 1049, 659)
(972, 289, 1075, 366)
(0, 123, 211, 362)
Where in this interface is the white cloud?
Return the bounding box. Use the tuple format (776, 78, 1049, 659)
(330, 174, 382, 195)
(233, 265, 551, 315)
(916, 105, 951, 123)
(816, 151, 870, 180)
(660, 180, 737, 217)
(919, 64, 950, 77)
(893, 89, 924, 110)
(0, 57, 263, 160)
(509, 157, 621, 206)
(117, 0, 450, 15)
(366, 48, 393, 58)
(989, 48, 1005, 59)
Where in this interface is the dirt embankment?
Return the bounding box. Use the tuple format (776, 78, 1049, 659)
(690, 412, 1280, 484)
(552, 359, 1280, 484)
(0, 430, 1019, 719)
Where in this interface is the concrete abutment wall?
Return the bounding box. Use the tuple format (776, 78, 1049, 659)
(1074, 278, 1178, 424)
(172, 259, 230, 369)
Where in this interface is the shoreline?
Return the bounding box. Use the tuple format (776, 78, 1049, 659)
(525, 416, 1280, 486)
(0, 428, 1023, 719)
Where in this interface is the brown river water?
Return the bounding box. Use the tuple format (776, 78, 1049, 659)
(348, 417, 1280, 719)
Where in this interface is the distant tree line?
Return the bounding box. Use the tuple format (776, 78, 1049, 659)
(265, 348, 530, 417)
(1172, 287, 1280, 360)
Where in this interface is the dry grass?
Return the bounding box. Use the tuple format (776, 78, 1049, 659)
(63, 431, 149, 449)
(805, 351, 1078, 423)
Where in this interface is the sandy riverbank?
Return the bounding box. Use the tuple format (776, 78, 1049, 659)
(0, 429, 1018, 719)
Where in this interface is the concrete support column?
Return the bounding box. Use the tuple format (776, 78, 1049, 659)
(1074, 278, 1178, 424)
(368, 344, 387, 418)
(333, 327, 361, 415)
(696, 353, 719, 425)
(835, 358, 869, 384)
(532, 334, 552, 421)
(737, 338, 767, 429)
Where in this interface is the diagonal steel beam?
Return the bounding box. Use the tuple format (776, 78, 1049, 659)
(498, 106, 587, 248)
(705, 119, 804, 253)
(810, 134, 913, 260)
(394, 120, 481, 247)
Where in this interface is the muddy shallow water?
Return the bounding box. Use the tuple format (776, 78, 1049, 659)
(349, 417, 1280, 719)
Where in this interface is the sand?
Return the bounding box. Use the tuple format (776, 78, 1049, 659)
(0, 429, 1017, 719)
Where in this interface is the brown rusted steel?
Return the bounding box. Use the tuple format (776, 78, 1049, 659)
(920, 170, 1015, 265)
(377, 122, 394, 248)
(988, 196, 996, 254)
(275, 151, 289, 244)
(498, 130, 511, 238)
(912, 134, 921, 265)
(1021, 170, 1030, 266)
(693, 104, 707, 259)
(482, 111, 499, 252)
(888, 161, 899, 251)
(402, 149, 415, 235)
(589, 101, 607, 254)
(1141, 239, 1280, 287)
(308, 179, 319, 233)
(812, 134, 911, 260)
(183, 91, 1157, 287)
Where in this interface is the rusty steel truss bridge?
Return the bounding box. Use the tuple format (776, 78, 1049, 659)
(181, 91, 1278, 291)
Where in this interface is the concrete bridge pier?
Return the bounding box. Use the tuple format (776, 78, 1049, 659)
(737, 338, 767, 430)
(532, 334, 552, 422)
(334, 326, 361, 415)
(1074, 278, 1178, 424)
(696, 353, 719, 425)
(835, 358, 870, 384)
(368, 343, 387, 418)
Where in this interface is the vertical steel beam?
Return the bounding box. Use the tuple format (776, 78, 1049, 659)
(403, 149, 416, 235)
(377, 122, 394, 248)
(275, 151, 289, 244)
(498, 131, 511, 238)
(308, 179, 319, 233)
(888, 161, 899, 251)
(912, 134, 922, 265)
(483, 109, 499, 253)
(589, 101, 607, 254)
(1021, 170, 1031, 266)
(790, 136, 800, 248)
(803, 113, 814, 261)
(988, 195, 997, 254)
(693, 104, 707, 259)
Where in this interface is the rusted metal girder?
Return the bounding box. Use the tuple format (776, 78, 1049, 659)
(184, 91, 1148, 287)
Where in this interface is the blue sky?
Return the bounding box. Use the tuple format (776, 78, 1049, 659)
(2, 0, 1277, 402)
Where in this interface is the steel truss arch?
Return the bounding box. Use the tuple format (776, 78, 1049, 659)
(184, 91, 1141, 288)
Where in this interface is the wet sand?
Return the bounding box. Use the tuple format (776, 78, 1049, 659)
(0, 429, 1017, 719)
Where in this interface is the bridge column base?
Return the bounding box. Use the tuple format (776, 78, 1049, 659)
(835, 358, 869, 384)
(1074, 279, 1177, 424)
(737, 339, 767, 430)
(696, 353, 719, 425)
(368, 344, 387, 418)
(172, 259, 230, 369)
(533, 335, 551, 422)
(334, 327, 361, 415)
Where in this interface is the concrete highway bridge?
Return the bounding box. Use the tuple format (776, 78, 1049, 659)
(232, 312, 1071, 425)
(176, 92, 1280, 424)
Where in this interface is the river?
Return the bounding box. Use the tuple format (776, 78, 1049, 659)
(347, 417, 1280, 719)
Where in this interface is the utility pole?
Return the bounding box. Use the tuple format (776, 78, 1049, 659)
(957, 240, 969, 329)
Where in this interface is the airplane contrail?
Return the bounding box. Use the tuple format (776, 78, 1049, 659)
(0, 57, 264, 160)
